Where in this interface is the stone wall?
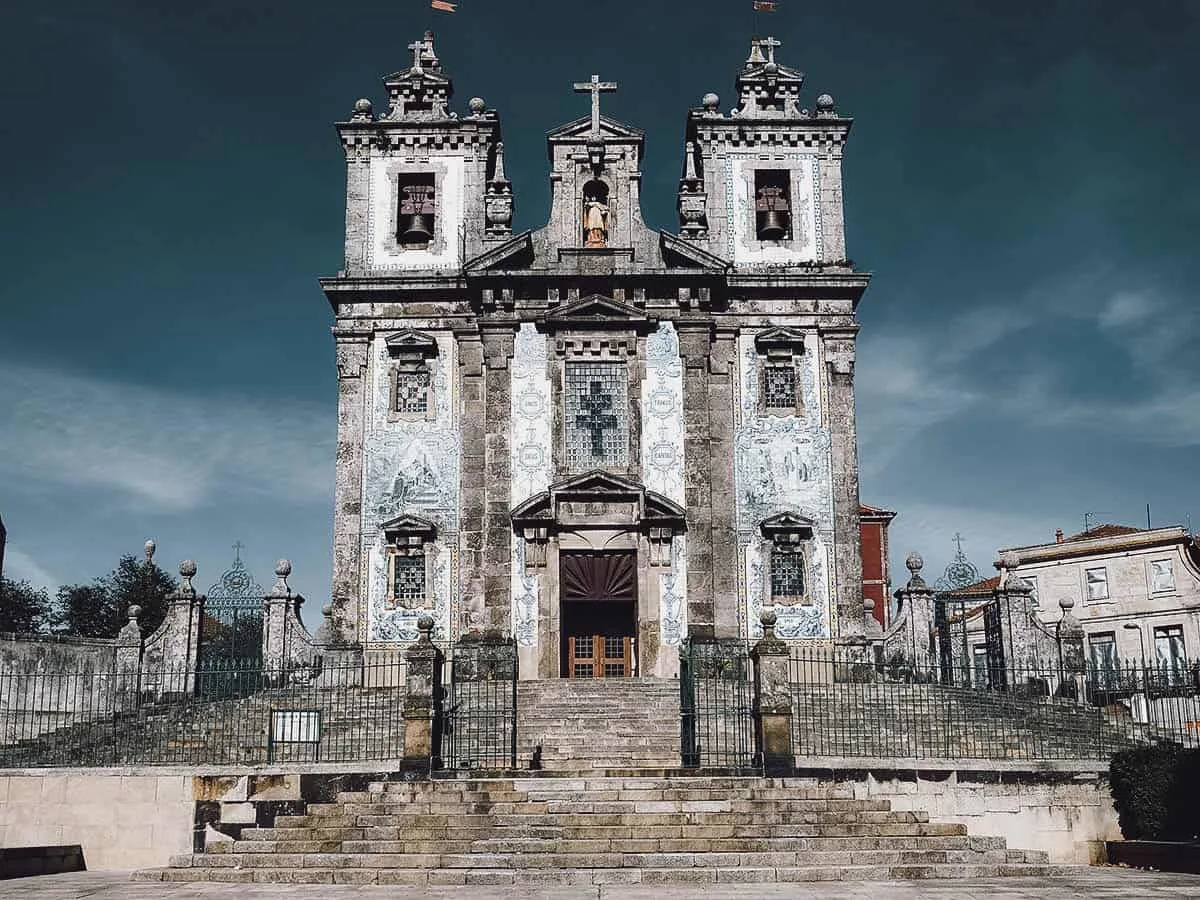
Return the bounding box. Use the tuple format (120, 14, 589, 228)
(830, 766, 1120, 865)
(0, 773, 193, 870)
(0, 635, 120, 743)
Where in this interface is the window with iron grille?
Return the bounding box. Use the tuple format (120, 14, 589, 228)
(391, 554, 426, 608)
(394, 371, 430, 414)
(762, 365, 798, 411)
(564, 362, 628, 470)
(771, 549, 806, 601)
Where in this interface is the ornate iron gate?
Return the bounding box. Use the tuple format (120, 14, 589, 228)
(680, 639, 757, 769)
(441, 637, 517, 770)
(197, 544, 265, 697)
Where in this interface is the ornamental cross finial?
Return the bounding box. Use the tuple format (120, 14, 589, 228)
(409, 38, 425, 72)
(233, 540, 246, 563)
(759, 36, 781, 64)
(573, 73, 618, 137)
(952, 532, 964, 556)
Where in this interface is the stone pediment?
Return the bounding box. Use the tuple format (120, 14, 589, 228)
(512, 470, 685, 529)
(538, 295, 657, 333)
(464, 231, 534, 273)
(660, 231, 731, 271)
(760, 512, 815, 538)
(381, 513, 437, 542)
(385, 329, 439, 358)
(754, 327, 808, 353)
(546, 114, 645, 142)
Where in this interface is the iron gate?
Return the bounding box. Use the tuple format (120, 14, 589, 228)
(680, 639, 757, 769)
(441, 638, 517, 770)
(197, 545, 265, 697)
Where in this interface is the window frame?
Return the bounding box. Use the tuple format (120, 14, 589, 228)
(1148, 558, 1176, 595)
(562, 359, 630, 473)
(1084, 566, 1110, 603)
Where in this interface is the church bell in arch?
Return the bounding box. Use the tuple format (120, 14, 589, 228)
(398, 179, 436, 245)
(754, 171, 791, 240)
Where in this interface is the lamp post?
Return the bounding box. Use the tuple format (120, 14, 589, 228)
(1122, 622, 1146, 666)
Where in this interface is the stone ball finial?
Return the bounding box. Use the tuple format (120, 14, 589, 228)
(702, 92, 720, 111)
(275, 560, 292, 578)
(905, 552, 924, 574)
(321, 603, 333, 618)
(144, 539, 156, 562)
(468, 96, 486, 115)
(179, 560, 197, 578)
(863, 597, 875, 612)
(127, 604, 142, 620)
(759, 607, 778, 628)
(353, 98, 372, 114)
(1058, 596, 1075, 611)
(764, 61, 779, 75)
(816, 93, 835, 111)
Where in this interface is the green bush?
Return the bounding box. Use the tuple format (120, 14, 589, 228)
(1109, 744, 1200, 841)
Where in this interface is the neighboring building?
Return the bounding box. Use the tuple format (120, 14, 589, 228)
(999, 524, 1200, 669)
(860, 503, 896, 628)
(321, 33, 870, 678)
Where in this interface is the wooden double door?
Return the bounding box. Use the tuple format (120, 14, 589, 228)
(560, 551, 637, 678)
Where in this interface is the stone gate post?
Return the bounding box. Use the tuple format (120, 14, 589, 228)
(114, 605, 144, 709)
(751, 610, 794, 775)
(403, 615, 444, 769)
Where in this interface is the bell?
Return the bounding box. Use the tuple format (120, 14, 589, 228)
(402, 213, 433, 244)
(758, 209, 789, 240)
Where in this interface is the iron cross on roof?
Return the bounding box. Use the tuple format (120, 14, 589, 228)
(573, 73, 617, 137)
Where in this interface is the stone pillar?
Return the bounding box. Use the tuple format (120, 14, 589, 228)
(481, 325, 516, 631)
(677, 318, 715, 637)
(154, 561, 204, 698)
(823, 331, 864, 641)
(995, 561, 1039, 675)
(262, 560, 296, 675)
(403, 616, 445, 769)
(331, 332, 370, 646)
(751, 610, 794, 775)
(888, 553, 936, 668)
(456, 329, 488, 632)
(1055, 596, 1086, 702)
(114, 605, 143, 709)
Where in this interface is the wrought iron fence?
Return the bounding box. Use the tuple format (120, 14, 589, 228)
(440, 640, 518, 771)
(789, 648, 1200, 760)
(0, 657, 409, 768)
(680, 639, 757, 769)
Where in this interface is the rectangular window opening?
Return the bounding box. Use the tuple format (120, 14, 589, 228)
(395, 370, 431, 414)
(564, 362, 629, 470)
(1150, 559, 1176, 593)
(397, 174, 436, 247)
(762, 364, 798, 411)
(754, 170, 792, 241)
(1085, 567, 1109, 602)
(771, 549, 806, 602)
(391, 553, 426, 609)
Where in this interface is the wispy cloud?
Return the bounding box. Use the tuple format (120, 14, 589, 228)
(0, 363, 334, 513)
(3, 547, 60, 594)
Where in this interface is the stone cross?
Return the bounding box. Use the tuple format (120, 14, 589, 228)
(573, 74, 617, 137)
(409, 39, 426, 72)
(232, 540, 246, 563)
(758, 36, 781, 64)
(952, 532, 964, 555)
(576, 382, 618, 456)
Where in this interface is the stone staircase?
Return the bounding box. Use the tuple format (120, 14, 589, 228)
(136, 774, 1075, 885)
(515, 677, 680, 770)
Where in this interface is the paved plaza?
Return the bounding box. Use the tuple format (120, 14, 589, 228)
(5, 870, 1200, 899)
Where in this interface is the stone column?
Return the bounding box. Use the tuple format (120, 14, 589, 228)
(330, 333, 370, 646)
(995, 564, 1039, 679)
(481, 325, 517, 631)
(402, 616, 444, 769)
(262, 561, 296, 676)
(456, 329, 488, 632)
(752, 610, 794, 775)
(1055, 596, 1087, 702)
(155, 561, 204, 698)
(677, 318, 715, 638)
(709, 327, 740, 638)
(823, 331, 864, 641)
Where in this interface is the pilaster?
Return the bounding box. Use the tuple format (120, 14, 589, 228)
(709, 326, 740, 638)
(331, 334, 370, 646)
(481, 324, 517, 631)
(823, 330, 864, 640)
(677, 319, 715, 637)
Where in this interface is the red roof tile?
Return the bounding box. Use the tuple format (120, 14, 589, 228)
(1064, 524, 1143, 542)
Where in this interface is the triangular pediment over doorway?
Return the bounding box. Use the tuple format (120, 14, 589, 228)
(538, 294, 657, 333)
(546, 115, 645, 143)
(511, 470, 685, 530)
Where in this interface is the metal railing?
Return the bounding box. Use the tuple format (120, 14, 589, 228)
(680, 639, 757, 769)
(788, 648, 1200, 760)
(0, 657, 409, 768)
(440, 640, 518, 771)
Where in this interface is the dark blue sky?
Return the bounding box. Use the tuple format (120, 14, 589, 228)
(2, 0, 1198, 622)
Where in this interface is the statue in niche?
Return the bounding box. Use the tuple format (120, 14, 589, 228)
(582, 180, 610, 248)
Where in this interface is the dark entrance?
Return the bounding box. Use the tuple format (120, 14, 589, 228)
(560, 551, 637, 678)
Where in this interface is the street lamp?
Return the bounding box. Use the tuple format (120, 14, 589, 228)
(1122, 622, 1146, 666)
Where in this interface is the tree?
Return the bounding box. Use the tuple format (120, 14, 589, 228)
(0, 577, 52, 633)
(54, 554, 178, 638)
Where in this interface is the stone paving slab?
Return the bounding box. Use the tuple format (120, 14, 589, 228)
(4, 870, 1200, 899)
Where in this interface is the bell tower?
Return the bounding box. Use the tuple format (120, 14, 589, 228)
(678, 36, 852, 268)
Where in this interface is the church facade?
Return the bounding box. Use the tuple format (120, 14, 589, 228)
(321, 33, 870, 679)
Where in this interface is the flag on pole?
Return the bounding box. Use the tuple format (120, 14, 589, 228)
(753, 1, 776, 10)
(431, 0, 456, 11)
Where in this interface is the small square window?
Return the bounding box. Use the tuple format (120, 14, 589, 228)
(1150, 559, 1175, 593)
(390, 554, 426, 609)
(1085, 567, 1109, 602)
(394, 370, 430, 414)
(762, 365, 798, 410)
(771, 549, 806, 601)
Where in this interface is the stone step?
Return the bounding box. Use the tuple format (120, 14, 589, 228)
(137, 863, 1077, 885)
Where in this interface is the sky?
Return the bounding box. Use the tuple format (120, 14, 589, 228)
(1, 0, 1198, 629)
